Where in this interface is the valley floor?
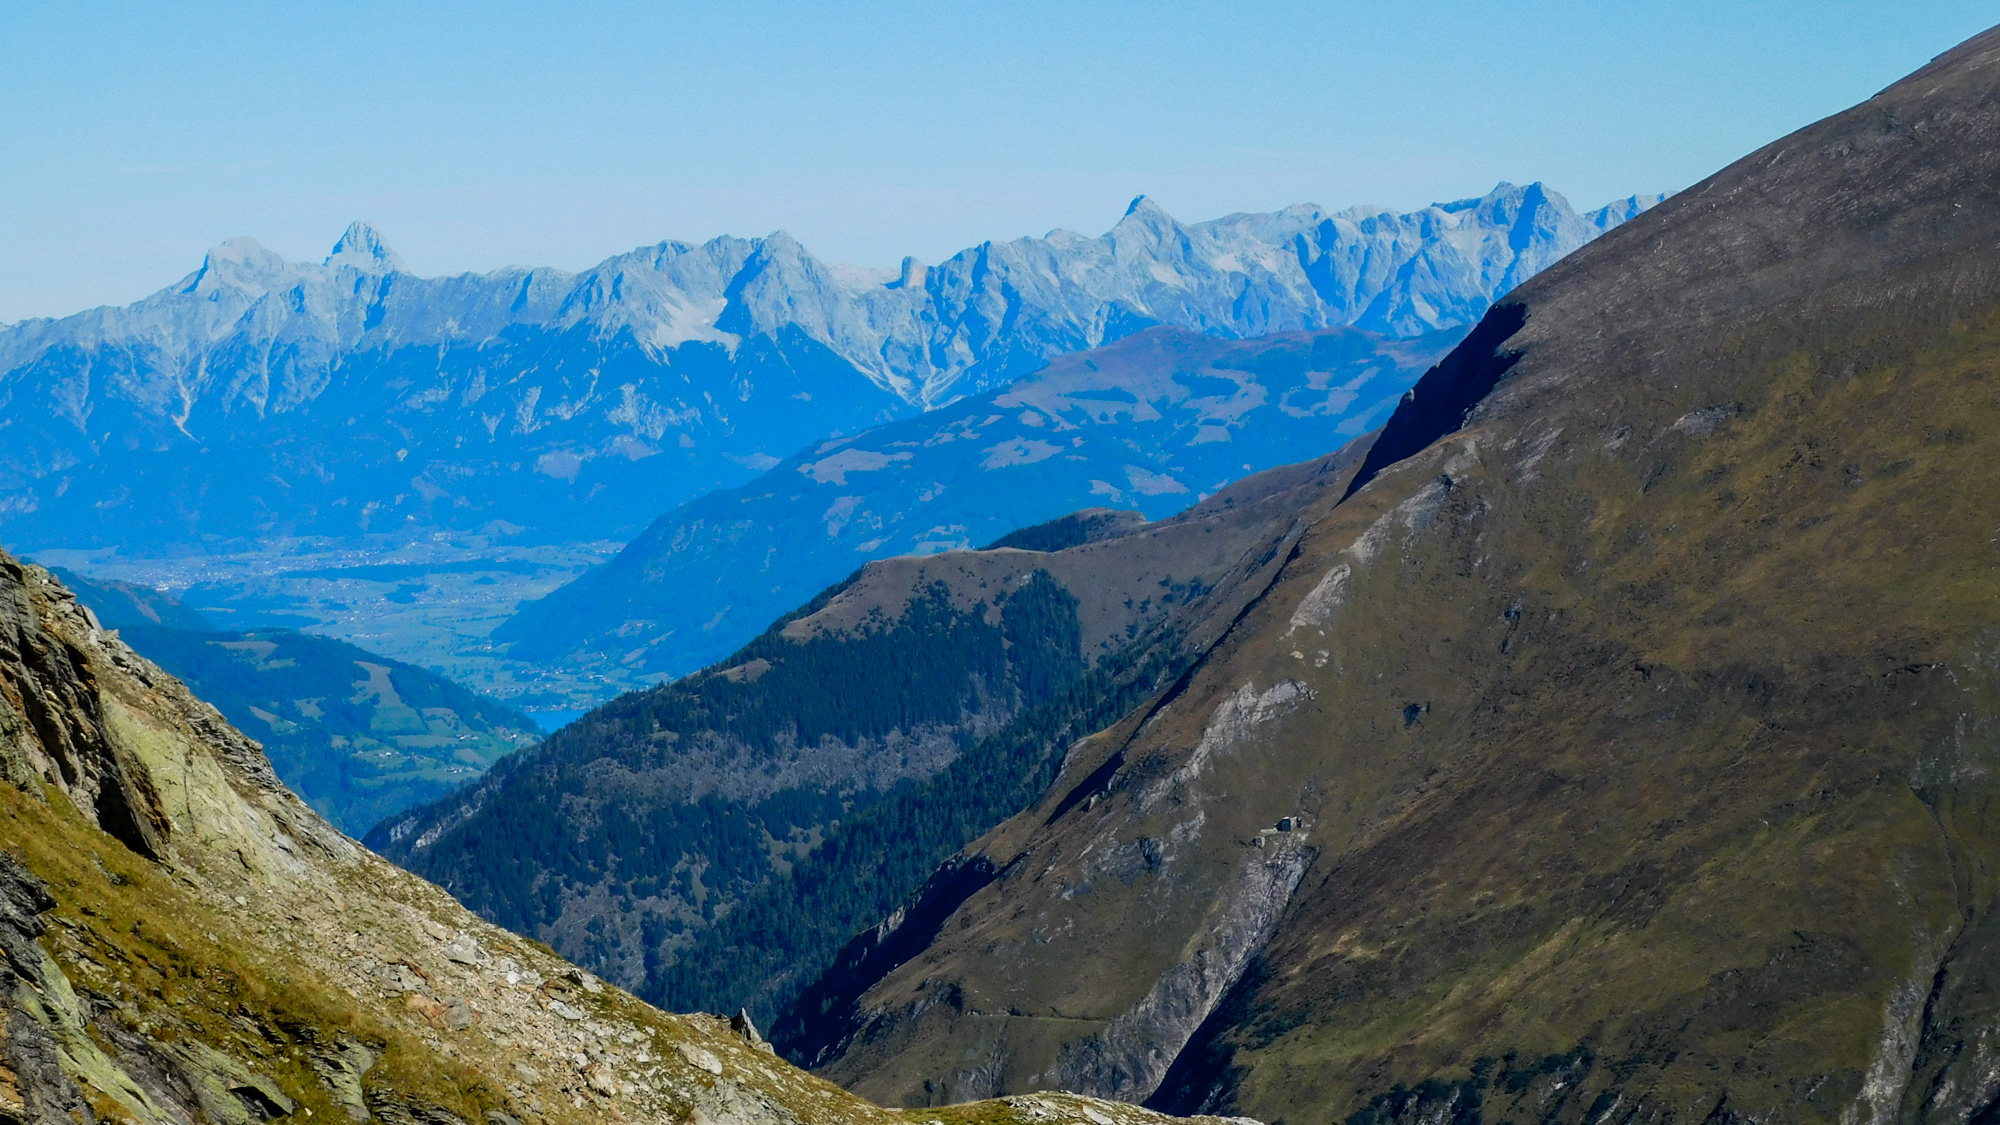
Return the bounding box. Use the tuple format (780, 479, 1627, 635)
(29, 536, 640, 715)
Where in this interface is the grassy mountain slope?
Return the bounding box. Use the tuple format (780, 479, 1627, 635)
(49, 569, 538, 835)
(797, 25, 2000, 1125)
(369, 438, 1375, 1024)
(0, 551, 1228, 1125)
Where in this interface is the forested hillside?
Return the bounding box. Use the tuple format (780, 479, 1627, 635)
(371, 439, 1371, 1019)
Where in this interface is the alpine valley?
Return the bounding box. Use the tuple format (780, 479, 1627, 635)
(5, 18, 1999, 1125)
(0, 548, 1223, 1125)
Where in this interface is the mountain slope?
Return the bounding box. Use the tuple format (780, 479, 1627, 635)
(0, 186, 1655, 553)
(367, 440, 1373, 1022)
(496, 324, 1460, 678)
(0, 550, 1229, 1125)
(52, 568, 538, 834)
(790, 25, 2000, 1124)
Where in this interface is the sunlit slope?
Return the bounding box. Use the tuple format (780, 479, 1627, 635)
(803, 24, 2000, 1125)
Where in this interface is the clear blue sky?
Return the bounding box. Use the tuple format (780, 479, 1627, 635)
(3, 1, 1994, 323)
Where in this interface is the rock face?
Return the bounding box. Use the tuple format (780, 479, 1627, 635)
(792, 24, 2000, 1125)
(496, 323, 1460, 679)
(0, 186, 1656, 553)
(0, 551, 1229, 1125)
(368, 441, 1375, 1027)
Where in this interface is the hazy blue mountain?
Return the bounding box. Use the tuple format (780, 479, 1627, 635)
(498, 323, 1461, 677)
(0, 185, 1659, 553)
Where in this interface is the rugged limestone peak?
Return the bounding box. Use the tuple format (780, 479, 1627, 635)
(793, 23, 2000, 1125)
(180, 236, 292, 296)
(0, 552, 1233, 1125)
(325, 221, 407, 274)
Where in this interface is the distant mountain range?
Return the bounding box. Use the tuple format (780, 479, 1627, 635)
(498, 323, 1461, 679)
(0, 183, 1659, 553)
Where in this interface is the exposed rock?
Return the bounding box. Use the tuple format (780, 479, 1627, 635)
(443, 999, 476, 1032)
(441, 934, 488, 966)
(730, 1008, 765, 1049)
(676, 1044, 724, 1077)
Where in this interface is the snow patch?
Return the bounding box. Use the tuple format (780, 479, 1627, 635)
(799, 448, 912, 485)
(981, 438, 1065, 470)
(1124, 466, 1189, 496)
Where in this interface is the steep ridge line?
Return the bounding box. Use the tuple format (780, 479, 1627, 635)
(1340, 301, 1528, 500)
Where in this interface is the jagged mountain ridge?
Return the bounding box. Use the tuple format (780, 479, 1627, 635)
(495, 323, 1460, 679)
(0, 186, 1658, 551)
(0, 550, 1232, 1125)
(787, 24, 2000, 1125)
(366, 441, 1375, 1026)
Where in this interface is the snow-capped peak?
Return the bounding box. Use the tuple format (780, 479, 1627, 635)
(325, 222, 407, 274)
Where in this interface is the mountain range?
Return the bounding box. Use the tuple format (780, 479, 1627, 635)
(0, 184, 1658, 554)
(7, 19, 2000, 1125)
(496, 323, 1461, 679)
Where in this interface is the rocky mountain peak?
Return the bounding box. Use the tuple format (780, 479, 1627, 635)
(324, 220, 407, 273)
(180, 235, 291, 295)
(1114, 194, 1179, 234)
(1122, 194, 1168, 218)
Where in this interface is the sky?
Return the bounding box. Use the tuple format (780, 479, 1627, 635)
(2, 1, 1995, 324)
